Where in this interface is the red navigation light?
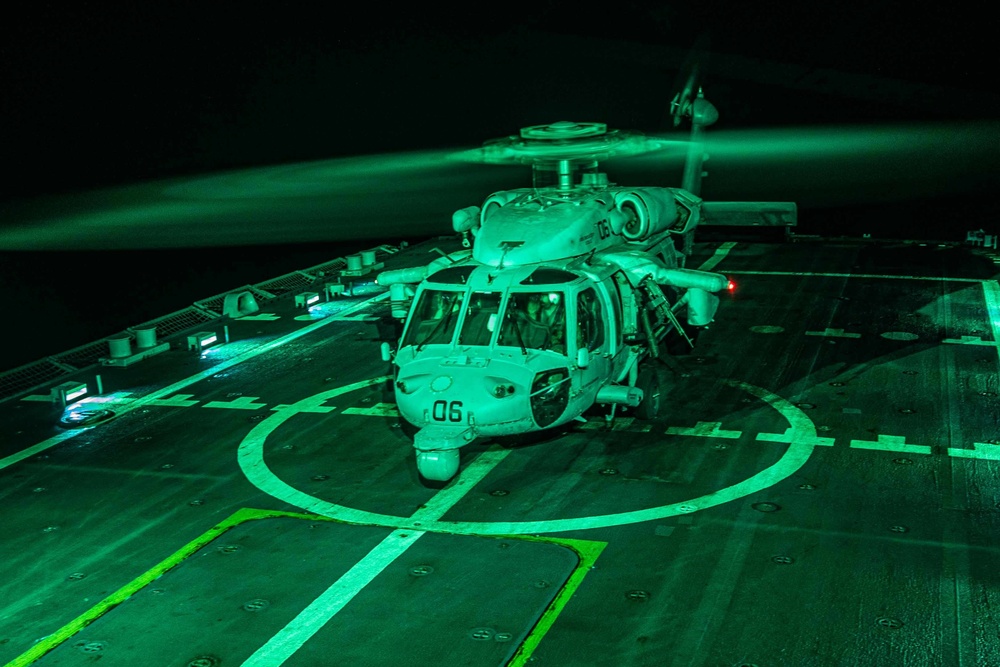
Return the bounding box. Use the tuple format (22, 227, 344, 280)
(727, 280, 736, 292)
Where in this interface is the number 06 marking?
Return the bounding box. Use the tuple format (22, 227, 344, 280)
(432, 400, 463, 422)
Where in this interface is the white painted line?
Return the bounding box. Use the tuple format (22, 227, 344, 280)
(805, 328, 861, 338)
(341, 403, 400, 417)
(850, 434, 931, 455)
(271, 404, 336, 414)
(203, 396, 267, 410)
(0, 291, 388, 472)
(695, 241, 737, 272)
(756, 427, 834, 447)
(734, 270, 982, 283)
(948, 442, 1000, 461)
(237, 313, 281, 321)
(19, 395, 55, 402)
(977, 280, 1000, 366)
(148, 394, 200, 407)
(240, 445, 511, 666)
(238, 378, 822, 535)
(942, 336, 999, 346)
(241, 529, 424, 667)
(666, 421, 742, 439)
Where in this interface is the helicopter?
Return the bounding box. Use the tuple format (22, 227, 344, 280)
(377, 86, 796, 483)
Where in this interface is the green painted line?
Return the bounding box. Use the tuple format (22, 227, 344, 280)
(507, 538, 607, 667)
(2, 504, 605, 667)
(805, 328, 861, 338)
(148, 393, 199, 407)
(2, 508, 311, 667)
(850, 434, 931, 455)
(948, 442, 1000, 461)
(203, 396, 268, 410)
(666, 421, 742, 439)
(341, 403, 400, 417)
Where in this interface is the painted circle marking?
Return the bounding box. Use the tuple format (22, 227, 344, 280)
(237, 376, 821, 535)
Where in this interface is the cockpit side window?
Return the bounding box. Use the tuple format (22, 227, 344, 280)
(402, 289, 465, 348)
(577, 288, 605, 351)
(458, 291, 503, 346)
(498, 291, 567, 354)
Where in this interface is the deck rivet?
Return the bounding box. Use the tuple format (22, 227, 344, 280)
(312, 474, 330, 481)
(752, 502, 781, 513)
(599, 468, 619, 476)
(795, 402, 816, 410)
(889, 525, 909, 533)
(495, 632, 513, 642)
(188, 499, 204, 506)
(771, 555, 795, 564)
(902, 370, 918, 376)
(893, 457, 914, 465)
(32, 487, 46, 493)
(409, 565, 434, 577)
(242, 599, 270, 612)
(248, 414, 266, 422)
(817, 425, 832, 432)
(42, 526, 59, 533)
(67, 572, 87, 580)
(898, 407, 916, 414)
(187, 656, 221, 667)
(712, 443, 728, 450)
(75, 640, 107, 654)
(798, 483, 816, 490)
(217, 545, 241, 554)
(489, 489, 510, 496)
(829, 381, 845, 387)
(979, 391, 997, 397)
(227, 392, 242, 398)
(535, 580, 550, 589)
(625, 589, 650, 601)
(876, 617, 903, 629)
(469, 627, 495, 641)
(160, 463, 174, 469)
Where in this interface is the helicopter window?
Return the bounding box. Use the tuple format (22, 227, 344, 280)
(402, 289, 465, 348)
(427, 266, 476, 285)
(498, 291, 567, 354)
(577, 288, 605, 351)
(458, 291, 503, 346)
(519, 268, 578, 285)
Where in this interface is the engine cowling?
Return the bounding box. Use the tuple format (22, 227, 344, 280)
(613, 188, 678, 241)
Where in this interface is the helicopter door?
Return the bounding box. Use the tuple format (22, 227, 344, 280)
(574, 287, 610, 393)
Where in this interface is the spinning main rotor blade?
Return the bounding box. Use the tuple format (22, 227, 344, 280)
(0, 148, 519, 251)
(628, 121, 1000, 205)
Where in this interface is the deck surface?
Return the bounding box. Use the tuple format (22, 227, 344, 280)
(3, 238, 1000, 667)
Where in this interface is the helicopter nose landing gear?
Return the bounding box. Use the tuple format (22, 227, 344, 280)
(413, 426, 477, 483)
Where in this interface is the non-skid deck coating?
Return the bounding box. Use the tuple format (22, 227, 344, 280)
(2, 238, 1000, 667)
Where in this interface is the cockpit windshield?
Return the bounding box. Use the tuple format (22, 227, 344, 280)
(458, 292, 503, 346)
(402, 289, 464, 348)
(498, 291, 566, 354)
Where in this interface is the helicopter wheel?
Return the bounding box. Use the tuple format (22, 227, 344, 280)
(416, 449, 460, 483)
(635, 365, 661, 420)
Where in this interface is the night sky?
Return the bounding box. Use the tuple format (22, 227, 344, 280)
(1, 3, 997, 370)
